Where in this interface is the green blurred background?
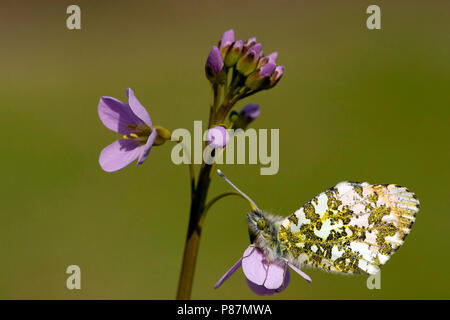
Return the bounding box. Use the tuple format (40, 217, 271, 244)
(0, 0, 448, 299)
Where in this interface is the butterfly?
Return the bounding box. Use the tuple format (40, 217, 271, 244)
(217, 170, 420, 275)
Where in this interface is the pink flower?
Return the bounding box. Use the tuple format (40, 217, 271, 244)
(207, 126, 230, 149)
(98, 88, 156, 172)
(214, 245, 311, 296)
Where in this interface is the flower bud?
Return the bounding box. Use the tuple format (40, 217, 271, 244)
(244, 63, 276, 90)
(251, 43, 263, 55)
(232, 104, 260, 129)
(258, 52, 278, 67)
(236, 43, 262, 76)
(205, 46, 225, 84)
(153, 125, 172, 146)
(241, 104, 260, 119)
(266, 52, 278, 63)
(224, 40, 243, 68)
(242, 37, 257, 54)
(207, 126, 230, 148)
(219, 29, 235, 57)
(269, 65, 285, 88)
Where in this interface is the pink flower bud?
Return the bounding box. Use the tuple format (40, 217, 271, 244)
(207, 126, 230, 148)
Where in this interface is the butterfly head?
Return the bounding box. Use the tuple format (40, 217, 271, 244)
(247, 210, 267, 242)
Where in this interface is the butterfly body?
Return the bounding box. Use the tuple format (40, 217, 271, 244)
(247, 181, 420, 275)
(247, 210, 285, 263)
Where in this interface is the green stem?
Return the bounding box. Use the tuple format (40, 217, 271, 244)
(209, 84, 221, 127)
(176, 70, 249, 298)
(176, 82, 223, 300)
(214, 90, 246, 123)
(176, 163, 213, 299)
(176, 188, 252, 299)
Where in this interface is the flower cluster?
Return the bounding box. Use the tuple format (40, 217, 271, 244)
(206, 29, 284, 92)
(204, 29, 284, 149)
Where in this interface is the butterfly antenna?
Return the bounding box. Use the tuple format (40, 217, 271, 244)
(216, 169, 260, 211)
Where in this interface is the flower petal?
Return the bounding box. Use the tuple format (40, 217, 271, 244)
(214, 258, 242, 289)
(288, 263, 312, 283)
(246, 278, 276, 296)
(248, 43, 262, 57)
(240, 104, 260, 120)
(243, 37, 257, 53)
(99, 139, 141, 172)
(242, 246, 267, 286)
(219, 29, 235, 50)
(126, 88, 152, 127)
(206, 46, 224, 74)
(207, 126, 229, 148)
(264, 262, 287, 289)
(98, 96, 143, 134)
(276, 267, 290, 293)
(259, 62, 276, 78)
(137, 129, 157, 165)
(270, 65, 285, 87)
(266, 52, 278, 64)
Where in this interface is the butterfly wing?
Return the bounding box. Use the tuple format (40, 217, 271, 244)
(278, 182, 419, 275)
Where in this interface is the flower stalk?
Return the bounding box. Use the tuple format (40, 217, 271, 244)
(176, 161, 214, 299)
(176, 29, 284, 299)
(176, 70, 223, 299)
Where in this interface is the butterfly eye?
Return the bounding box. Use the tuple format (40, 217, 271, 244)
(257, 218, 266, 230)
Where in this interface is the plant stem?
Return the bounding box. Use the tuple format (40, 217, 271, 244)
(176, 80, 223, 300)
(176, 163, 213, 299)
